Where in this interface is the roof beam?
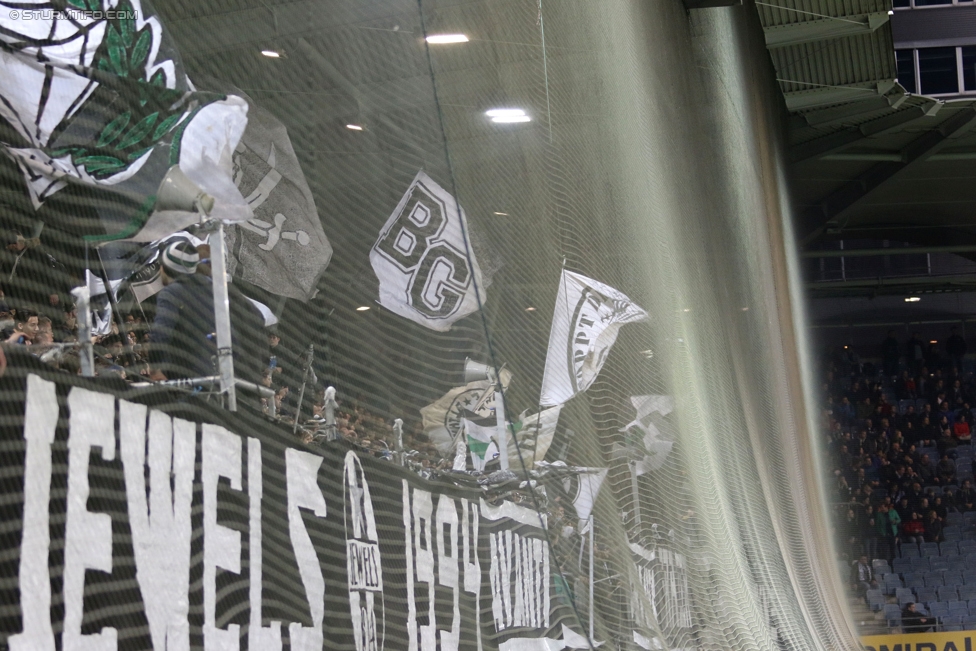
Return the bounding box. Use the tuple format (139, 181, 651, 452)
(783, 82, 893, 112)
(789, 100, 938, 163)
(764, 12, 889, 48)
(800, 107, 976, 244)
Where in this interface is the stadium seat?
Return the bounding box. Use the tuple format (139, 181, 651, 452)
(913, 557, 931, 571)
(922, 543, 941, 557)
(948, 558, 968, 572)
(948, 513, 965, 526)
(884, 604, 903, 629)
(917, 587, 939, 604)
(964, 513, 976, 525)
(939, 586, 959, 602)
(968, 598, 976, 612)
(885, 575, 905, 594)
(945, 532, 963, 544)
(897, 587, 915, 606)
(903, 572, 922, 588)
(899, 400, 914, 415)
(929, 602, 950, 620)
(924, 574, 944, 588)
(943, 542, 960, 556)
(965, 615, 976, 630)
(867, 590, 886, 612)
(894, 558, 912, 573)
(949, 600, 968, 613)
(944, 615, 964, 631)
(959, 585, 976, 601)
(964, 570, 976, 584)
(901, 545, 920, 559)
(930, 558, 950, 572)
(959, 542, 976, 555)
(943, 569, 963, 585)
(874, 559, 892, 575)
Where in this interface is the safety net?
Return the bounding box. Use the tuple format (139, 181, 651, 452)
(0, 0, 860, 649)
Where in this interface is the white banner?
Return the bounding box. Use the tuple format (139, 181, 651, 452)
(370, 172, 484, 331)
(540, 271, 648, 407)
(508, 405, 562, 468)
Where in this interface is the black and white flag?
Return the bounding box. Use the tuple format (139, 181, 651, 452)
(540, 270, 648, 407)
(226, 94, 332, 302)
(370, 172, 484, 331)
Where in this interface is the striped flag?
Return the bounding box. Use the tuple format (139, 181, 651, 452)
(462, 411, 498, 471)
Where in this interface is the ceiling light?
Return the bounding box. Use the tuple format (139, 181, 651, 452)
(683, 308, 691, 312)
(486, 108, 530, 123)
(491, 115, 531, 124)
(741, 307, 749, 311)
(641, 349, 654, 358)
(426, 34, 469, 44)
(346, 124, 364, 131)
(930, 340, 938, 345)
(525, 307, 536, 312)
(905, 296, 921, 302)
(888, 9, 894, 14)
(493, 211, 509, 216)
(356, 306, 370, 311)
(261, 49, 282, 58)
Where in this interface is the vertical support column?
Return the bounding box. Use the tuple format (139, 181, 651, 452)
(72, 285, 94, 377)
(495, 385, 508, 472)
(210, 221, 237, 411)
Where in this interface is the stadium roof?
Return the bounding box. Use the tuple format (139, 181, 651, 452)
(758, 0, 976, 298)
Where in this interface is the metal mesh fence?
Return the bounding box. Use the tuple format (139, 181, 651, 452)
(0, 0, 860, 649)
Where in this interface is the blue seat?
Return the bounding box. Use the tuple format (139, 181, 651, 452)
(885, 604, 903, 628)
(958, 585, 976, 601)
(945, 532, 964, 543)
(901, 545, 921, 558)
(904, 572, 922, 588)
(875, 559, 893, 575)
(940, 586, 959, 602)
(931, 558, 950, 572)
(949, 600, 969, 612)
(943, 542, 960, 556)
(948, 558, 968, 572)
(922, 542, 941, 557)
(894, 558, 913, 573)
(965, 615, 976, 630)
(967, 598, 976, 611)
(964, 570, 976, 584)
(867, 591, 886, 611)
(897, 587, 915, 605)
(943, 569, 963, 585)
(925, 575, 945, 588)
(918, 587, 939, 603)
(914, 557, 932, 571)
(948, 512, 965, 525)
(930, 602, 950, 619)
(945, 615, 965, 631)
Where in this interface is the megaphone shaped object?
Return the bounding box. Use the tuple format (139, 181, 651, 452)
(464, 358, 494, 384)
(155, 165, 215, 215)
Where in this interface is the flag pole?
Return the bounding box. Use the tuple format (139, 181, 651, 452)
(589, 513, 595, 642)
(293, 344, 314, 434)
(209, 220, 237, 411)
(495, 376, 509, 471)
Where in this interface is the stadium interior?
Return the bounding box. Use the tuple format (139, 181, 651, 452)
(2, 0, 976, 649)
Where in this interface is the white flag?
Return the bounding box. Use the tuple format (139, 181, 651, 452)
(462, 411, 500, 471)
(540, 270, 648, 407)
(564, 468, 608, 526)
(419, 369, 512, 456)
(370, 172, 484, 331)
(508, 405, 562, 467)
(620, 395, 675, 475)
